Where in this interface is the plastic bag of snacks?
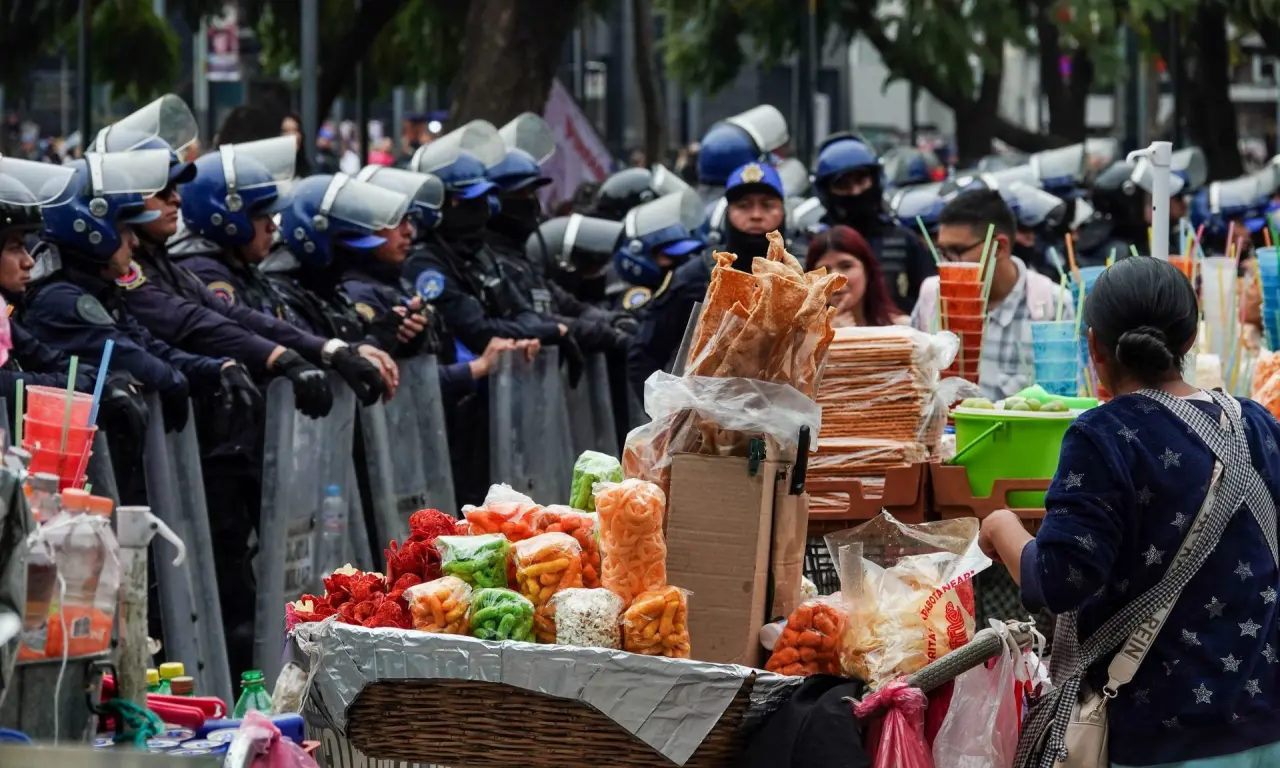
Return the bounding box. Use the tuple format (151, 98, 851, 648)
(764, 598, 848, 676)
(548, 588, 625, 648)
(622, 586, 691, 658)
(513, 532, 585, 642)
(469, 588, 535, 642)
(825, 513, 991, 688)
(595, 479, 667, 604)
(404, 576, 473, 635)
(462, 484, 541, 542)
(529, 506, 602, 588)
(437, 534, 511, 589)
(570, 451, 622, 511)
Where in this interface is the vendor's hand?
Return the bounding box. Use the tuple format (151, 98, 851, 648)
(979, 509, 1022, 563)
(468, 337, 518, 380)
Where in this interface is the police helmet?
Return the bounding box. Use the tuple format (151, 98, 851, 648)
(1129, 147, 1208, 198)
(491, 113, 555, 192)
(614, 189, 705, 288)
(40, 150, 170, 261)
(357, 165, 445, 231)
(813, 133, 880, 205)
(410, 120, 501, 200)
(182, 136, 296, 248)
(1090, 160, 1144, 219)
(1190, 168, 1279, 236)
(882, 146, 942, 188)
(1005, 182, 1067, 230)
(1029, 143, 1087, 195)
(279, 174, 410, 269)
(528, 214, 624, 279)
(0, 158, 75, 240)
(92, 94, 199, 186)
(594, 165, 693, 221)
(888, 182, 944, 233)
(697, 105, 789, 187)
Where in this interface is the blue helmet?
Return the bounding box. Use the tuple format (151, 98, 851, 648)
(357, 165, 445, 231)
(182, 136, 296, 247)
(0, 158, 76, 239)
(882, 147, 941, 188)
(1029, 144, 1086, 196)
(813, 134, 882, 211)
(279, 174, 411, 269)
(40, 150, 170, 262)
(488, 148, 551, 192)
(888, 183, 944, 233)
(697, 105, 789, 187)
(1190, 169, 1278, 237)
(411, 120, 502, 200)
(614, 189, 705, 288)
(92, 94, 199, 186)
(492, 113, 555, 192)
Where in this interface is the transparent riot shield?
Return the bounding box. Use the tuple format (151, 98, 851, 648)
(254, 376, 358, 687)
(489, 348, 573, 503)
(564, 353, 619, 457)
(360, 355, 458, 546)
(84, 431, 119, 503)
(142, 394, 232, 705)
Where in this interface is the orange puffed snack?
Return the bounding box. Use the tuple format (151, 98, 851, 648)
(513, 533, 585, 642)
(463, 501, 539, 542)
(623, 586, 690, 658)
(404, 576, 473, 635)
(530, 506, 602, 588)
(594, 479, 667, 605)
(765, 598, 847, 676)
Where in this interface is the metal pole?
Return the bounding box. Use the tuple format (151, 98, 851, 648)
(301, 0, 319, 163)
(78, 0, 92, 147)
(354, 0, 368, 165)
(194, 18, 209, 143)
(573, 21, 586, 102)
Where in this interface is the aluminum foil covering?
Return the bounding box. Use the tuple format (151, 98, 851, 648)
(293, 620, 798, 766)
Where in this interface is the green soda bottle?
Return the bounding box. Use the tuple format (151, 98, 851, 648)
(157, 662, 184, 695)
(232, 669, 273, 718)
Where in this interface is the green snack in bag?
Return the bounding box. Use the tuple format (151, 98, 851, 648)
(571, 451, 623, 511)
(469, 588, 535, 642)
(438, 534, 510, 589)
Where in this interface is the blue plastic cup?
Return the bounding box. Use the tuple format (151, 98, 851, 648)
(1034, 360, 1080, 382)
(1258, 246, 1279, 277)
(1038, 378, 1079, 397)
(1071, 265, 1108, 299)
(1030, 320, 1077, 343)
(1032, 339, 1079, 362)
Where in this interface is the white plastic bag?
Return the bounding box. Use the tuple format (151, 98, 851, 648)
(929, 620, 1022, 768)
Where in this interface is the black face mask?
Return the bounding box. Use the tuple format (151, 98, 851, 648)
(489, 196, 542, 242)
(826, 189, 883, 234)
(724, 225, 771, 271)
(439, 196, 491, 240)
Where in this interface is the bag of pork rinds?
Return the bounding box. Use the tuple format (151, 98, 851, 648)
(824, 512, 991, 689)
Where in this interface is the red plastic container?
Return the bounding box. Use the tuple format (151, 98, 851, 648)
(937, 263, 982, 282)
(942, 297, 985, 315)
(938, 280, 983, 300)
(24, 444, 91, 489)
(944, 314, 986, 333)
(26, 385, 92, 427)
(24, 416, 96, 456)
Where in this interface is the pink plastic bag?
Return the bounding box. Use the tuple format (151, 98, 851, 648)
(223, 711, 319, 768)
(929, 623, 1021, 768)
(853, 679, 934, 768)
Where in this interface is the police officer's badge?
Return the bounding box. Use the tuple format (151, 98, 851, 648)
(115, 261, 147, 291)
(741, 163, 765, 184)
(623, 286, 652, 311)
(416, 269, 446, 301)
(76, 294, 115, 326)
(897, 271, 909, 298)
(208, 281, 237, 305)
(354, 302, 376, 321)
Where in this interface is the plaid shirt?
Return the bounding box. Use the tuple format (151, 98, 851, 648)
(911, 257, 1075, 401)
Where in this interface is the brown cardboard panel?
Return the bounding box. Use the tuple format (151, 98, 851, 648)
(666, 453, 779, 667)
(770, 471, 809, 622)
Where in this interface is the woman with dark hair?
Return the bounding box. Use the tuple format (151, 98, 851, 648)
(805, 224, 906, 327)
(979, 256, 1280, 767)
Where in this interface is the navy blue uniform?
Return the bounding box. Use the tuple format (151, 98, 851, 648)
(626, 253, 711, 391)
(0, 292, 95, 392)
(858, 217, 937, 315)
(401, 235, 562, 355)
(25, 259, 225, 395)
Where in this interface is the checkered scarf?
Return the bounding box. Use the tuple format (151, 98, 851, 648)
(1015, 389, 1278, 767)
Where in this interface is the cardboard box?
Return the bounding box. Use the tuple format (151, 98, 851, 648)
(665, 452, 808, 667)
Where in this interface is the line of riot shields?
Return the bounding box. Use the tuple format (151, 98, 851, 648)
(47, 349, 622, 696)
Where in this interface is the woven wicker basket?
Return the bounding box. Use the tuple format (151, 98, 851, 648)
(345, 676, 756, 767)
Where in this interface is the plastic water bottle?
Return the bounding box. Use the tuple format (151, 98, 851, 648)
(316, 485, 347, 577)
(232, 669, 273, 718)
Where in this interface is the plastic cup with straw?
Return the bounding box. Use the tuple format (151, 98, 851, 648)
(58, 355, 79, 454)
(1056, 273, 1068, 322)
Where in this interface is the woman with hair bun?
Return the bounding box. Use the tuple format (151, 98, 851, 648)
(979, 256, 1280, 767)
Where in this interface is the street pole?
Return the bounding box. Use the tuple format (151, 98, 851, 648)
(795, 0, 816, 164)
(301, 0, 319, 162)
(354, 0, 368, 165)
(78, 0, 92, 147)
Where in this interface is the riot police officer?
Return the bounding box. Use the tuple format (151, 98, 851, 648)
(1191, 168, 1279, 258)
(1130, 146, 1208, 256)
(696, 105, 789, 202)
(888, 182, 944, 242)
(1074, 160, 1146, 266)
(813, 134, 936, 313)
(881, 146, 943, 190)
(592, 165, 694, 222)
(705, 162, 788, 270)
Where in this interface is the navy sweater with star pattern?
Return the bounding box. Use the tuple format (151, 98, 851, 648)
(1020, 393, 1280, 766)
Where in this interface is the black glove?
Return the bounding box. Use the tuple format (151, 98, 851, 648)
(555, 329, 586, 388)
(219, 362, 263, 412)
(611, 312, 639, 336)
(363, 309, 404, 352)
(96, 371, 148, 440)
(330, 345, 386, 407)
(159, 376, 191, 434)
(275, 349, 334, 419)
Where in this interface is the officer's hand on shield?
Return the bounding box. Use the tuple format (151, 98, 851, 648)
(273, 349, 334, 419)
(160, 375, 191, 433)
(558, 328, 587, 387)
(219, 360, 263, 412)
(364, 308, 407, 352)
(97, 370, 149, 441)
(395, 306, 429, 344)
(330, 343, 389, 406)
(467, 337, 517, 380)
(357, 344, 399, 399)
(516, 338, 541, 362)
(611, 312, 640, 337)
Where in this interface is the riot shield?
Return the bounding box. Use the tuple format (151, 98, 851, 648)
(489, 348, 574, 503)
(142, 394, 232, 705)
(84, 431, 119, 504)
(564, 353, 619, 457)
(359, 355, 458, 547)
(254, 376, 359, 687)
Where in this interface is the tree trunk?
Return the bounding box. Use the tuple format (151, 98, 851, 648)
(954, 61, 1003, 167)
(1036, 9, 1091, 143)
(1190, 3, 1243, 179)
(631, 0, 666, 166)
(315, 0, 405, 124)
(447, 0, 582, 126)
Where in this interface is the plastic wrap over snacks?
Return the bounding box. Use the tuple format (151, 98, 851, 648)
(293, 620, 799, 766)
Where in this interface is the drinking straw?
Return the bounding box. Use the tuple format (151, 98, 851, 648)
(1055, 274, 1068, 322)
(13, 381, 23, 446)
(88, 339, 115, 427)
(1269, 212, 1280, 251)
(1226, 221, 1237, 260)
(916, 216, 942, 266)
(1065, 233, 1082, 283)
(58, 355, 79, 454)
(1073, 273, 1087, 339)
(976, 223, 996, 285)
(1106, 247, 1116, 268)
(1048, 246, 1066, 280)
(1266, 225, 1274, 248)
(1147, 225, 1153, 254)
(1129, 244, 1141, 259)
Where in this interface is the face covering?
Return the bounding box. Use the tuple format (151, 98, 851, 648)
(826, 189, 883, 234)
(439, 195, 491, 240)
(724, 225, 771, 271)
(489, 196, 542, 242)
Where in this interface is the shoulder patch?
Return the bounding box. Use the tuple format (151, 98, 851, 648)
(651, 270, 674, 301)
(5, 304, 12, 319)
(354, 302, 376, 321)
(75, 294, 115, 326)
(622, 286, 652, 311)
(208, 280, 237, 305)
(115, 261, 147, 291)
(415, 269, 446, 301)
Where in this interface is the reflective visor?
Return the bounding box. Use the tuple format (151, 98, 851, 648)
(499, 113, 556, 165)
(323, 174, 411, 232)
(723, 105, 789, 153)
(624, 189, 704, 240)
(0, 157, 75, 204)
(357, 166, 445, 211)
(221, 136, 297, 191)
(94, 94, 198, 153)
(649, 164, 693, 198)
(84, 149, 171, 197)
(418, 120, 506, 172)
